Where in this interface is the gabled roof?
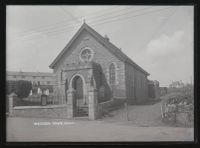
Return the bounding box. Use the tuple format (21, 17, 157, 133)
(49, 23, 150, 76)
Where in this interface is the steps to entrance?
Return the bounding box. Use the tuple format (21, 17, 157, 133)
(75, 106, 88, 117)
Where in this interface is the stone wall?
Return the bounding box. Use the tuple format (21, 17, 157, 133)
(12, 105, 68, 118)
(98, 98, 125, 116)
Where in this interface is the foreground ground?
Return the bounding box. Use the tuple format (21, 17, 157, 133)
(7, 117, 193, 142)
(6, 94, 194, 142)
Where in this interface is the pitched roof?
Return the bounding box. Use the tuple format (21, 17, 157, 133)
(7, 71, 55, 77)
(49, 23, 150, 76)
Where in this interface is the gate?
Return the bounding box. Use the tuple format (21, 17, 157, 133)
(72, 75, 88, 117)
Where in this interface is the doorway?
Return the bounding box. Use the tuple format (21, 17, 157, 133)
(71, 75, 88, 117)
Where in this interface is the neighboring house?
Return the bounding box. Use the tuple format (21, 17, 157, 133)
(148, 80, 160, 99)
(6, 71, 55, 86)
(49, 22, 150, 109)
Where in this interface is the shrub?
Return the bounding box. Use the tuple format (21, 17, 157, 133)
(7, 80, 32, 98)
(162, 86, 194, 127)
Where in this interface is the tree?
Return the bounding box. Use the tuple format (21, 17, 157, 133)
(6, 80, 32, 98)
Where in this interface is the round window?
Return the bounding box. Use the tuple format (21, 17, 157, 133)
(80, 48, 94, 62)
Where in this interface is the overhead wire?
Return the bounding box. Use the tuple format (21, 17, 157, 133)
(13, 6, 157, 40)
(14, 6, 126, 37)
(137, 6, 178, 52)
(11, 6, 174, 43)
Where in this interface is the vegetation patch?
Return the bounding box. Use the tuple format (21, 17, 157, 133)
(161, 85, 193, 127)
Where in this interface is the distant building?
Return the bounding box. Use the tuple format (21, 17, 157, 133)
(6, 71, 55, 86)
(159, 87, 168, 96)
(148, 80, 160, 99)
(169, 80, 184, 88)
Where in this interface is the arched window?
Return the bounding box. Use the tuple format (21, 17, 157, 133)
(109, 63, 116, 85)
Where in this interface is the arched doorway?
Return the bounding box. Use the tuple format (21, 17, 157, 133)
(71, 75, 88, 117)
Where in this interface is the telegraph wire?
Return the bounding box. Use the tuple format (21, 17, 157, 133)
(14, 6, 126, 36)
(89, 6, 174, 30)
(11, 6, 174, 43)
(46, 6, 174, 41)
(31, 7, 175, 41)
(59, 6, 82, 25)
(38, 6, 174, 36)
(43, 6, 155, 36)
(13, 6, 155, 40)
(137, 6, 178, 52)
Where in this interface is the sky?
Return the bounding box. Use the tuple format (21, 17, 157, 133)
(6, 5, 194, 87)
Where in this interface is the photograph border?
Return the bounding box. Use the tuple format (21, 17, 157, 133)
(1, 0, 199, 146)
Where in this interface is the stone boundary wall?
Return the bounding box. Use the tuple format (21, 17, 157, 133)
(98, 98, 125, 116)
(12, 105, 68, 118)
(161, 101, 193, 127)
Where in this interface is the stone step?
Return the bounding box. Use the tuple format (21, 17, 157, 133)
(75, 107, 88, 116)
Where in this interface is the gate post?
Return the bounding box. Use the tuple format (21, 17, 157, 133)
(88, 86, 98, 120)
(8, 92, 17, 117)
(66, 88, 76, 118)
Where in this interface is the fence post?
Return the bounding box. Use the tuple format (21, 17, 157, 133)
(174, 104, 178, 124)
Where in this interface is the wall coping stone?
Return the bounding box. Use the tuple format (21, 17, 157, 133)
(99, 99, 113, 105)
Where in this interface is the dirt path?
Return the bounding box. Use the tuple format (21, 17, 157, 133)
(100, 95, 171, 127)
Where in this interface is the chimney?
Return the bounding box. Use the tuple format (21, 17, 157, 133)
(104, 34, 109, 42)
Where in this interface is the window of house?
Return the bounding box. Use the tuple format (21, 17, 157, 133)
(47, 81, 51, 85)
(109, 63, 116, 85)
(21, 75, 25, 79)
(38, 81, 40, 86)
(33, 76, 36, 79)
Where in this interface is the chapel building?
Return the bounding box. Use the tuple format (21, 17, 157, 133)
(49, 23, 150, 118)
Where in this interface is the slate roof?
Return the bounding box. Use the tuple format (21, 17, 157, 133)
(49, 23, 150, 76)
